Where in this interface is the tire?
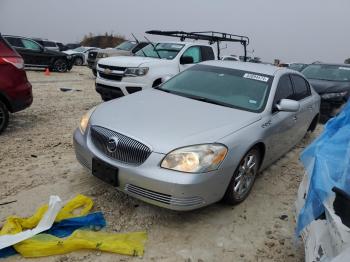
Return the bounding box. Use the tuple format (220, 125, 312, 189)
(74, 57, 83, 66)
(0, 101, 9, 135)
(53, 59, 68, 72)
(92, 69, 97, 77)
(223, 148, 261, 205)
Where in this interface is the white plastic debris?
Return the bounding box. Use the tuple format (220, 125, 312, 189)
(0, 195, 62, 249)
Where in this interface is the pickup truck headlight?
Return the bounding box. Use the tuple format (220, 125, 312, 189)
(66, 55, 72, 59)
(79, 107, 96, 134)
(125, 67, 149, 77)
(321, 91, 348, 100)
(161, 144, 228, 173)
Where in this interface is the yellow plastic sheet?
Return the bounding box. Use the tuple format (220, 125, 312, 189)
(14, 230, 147, 257)
(0, 195, 93, 236)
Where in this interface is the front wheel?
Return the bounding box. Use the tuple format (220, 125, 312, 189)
(223, 148, 261, 205)
(74, 57, 83, 66)
(53, 59, 68, 72)
(0, 101, 9, 134)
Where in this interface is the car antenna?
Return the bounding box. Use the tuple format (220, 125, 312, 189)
(144, 36, 161, 59)
(131, 33, 139, 44)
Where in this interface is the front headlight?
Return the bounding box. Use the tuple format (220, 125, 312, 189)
(79, 107, 96, 134)
(124, 67, 149, 77)
(66, 55, 72, 59)
(321, 91, 348, 99)
(161, 144, 228, 173)
(97, 53, 109, 58)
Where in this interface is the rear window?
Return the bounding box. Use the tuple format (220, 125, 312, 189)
(0, 37, 18, 56)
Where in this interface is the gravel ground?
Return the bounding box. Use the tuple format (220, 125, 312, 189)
(0, 67, 322, 261)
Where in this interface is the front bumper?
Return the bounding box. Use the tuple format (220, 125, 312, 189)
(73, 128, 229, 211)
(95, 75, 149, 100)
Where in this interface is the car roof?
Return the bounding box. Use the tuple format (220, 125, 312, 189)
(306, 63, 350, 67)
(200, 60, 285, 76)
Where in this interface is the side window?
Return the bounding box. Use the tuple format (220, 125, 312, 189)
(182, 46, 202, 63)
(200, 46, 215, 61)
(290, 75, 311, 100)
(21, 39, 41, 51)
(5, 37, 24, 48)
(273, 75, 294, 110)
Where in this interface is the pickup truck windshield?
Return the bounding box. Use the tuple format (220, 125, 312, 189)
(159, 65, 273, 112)
(115, 41, 137, 51)
(302, 64, 350, 82)
(135, 43, 184, 60)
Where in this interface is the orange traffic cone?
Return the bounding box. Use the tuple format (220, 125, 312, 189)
(44, 68, 50, 76)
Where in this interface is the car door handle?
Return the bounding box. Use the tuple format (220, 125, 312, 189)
(293, 116, 297, 121)
(308, 105, 313, 110)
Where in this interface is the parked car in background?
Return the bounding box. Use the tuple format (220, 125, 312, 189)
(64, 46, 99, 66)
(66, 43, 81, 50)
(95, 41, 216, 101)
(87, 40, 148, 76)
(279, 63, 308, 72)
(0, 34, 33, 134)
(56, 42, 68, 51)
(32, 38, 60, 51)
(302, 63, 350, 121)
(74, 62, 320, 210)
(4, 35, 74, 72)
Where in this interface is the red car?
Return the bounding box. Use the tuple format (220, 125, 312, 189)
(0, 34, 33, 134)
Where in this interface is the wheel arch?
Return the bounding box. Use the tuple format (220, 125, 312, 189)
(0, 91, 12, 112)
(308, 113, 319, 132)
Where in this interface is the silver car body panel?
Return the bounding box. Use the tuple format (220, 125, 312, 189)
(74, 61, 320, 210)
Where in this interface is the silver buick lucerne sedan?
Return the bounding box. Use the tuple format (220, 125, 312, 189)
(74, 61, 320, 210)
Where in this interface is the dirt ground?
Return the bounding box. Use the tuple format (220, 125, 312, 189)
(0, 67, 322, 262)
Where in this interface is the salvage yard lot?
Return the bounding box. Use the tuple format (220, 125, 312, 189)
(0, 67, 321, 262)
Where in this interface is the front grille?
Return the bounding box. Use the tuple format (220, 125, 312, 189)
(99, 72, 123, 81)
(88, 51, 98, 59)
(125, 184, 204, 206)
(98, 64, 127, 71)
(90, 126, 151, 165)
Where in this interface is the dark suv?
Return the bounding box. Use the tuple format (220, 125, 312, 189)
(3, 35, 73, 72)
(0, 35, 33, 134)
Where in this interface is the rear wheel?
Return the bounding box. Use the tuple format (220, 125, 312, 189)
(0, 101, 9, 134)
(53, 59, 68, 72)
(74, 57, 83, 66)
(223, 148, 261, 205)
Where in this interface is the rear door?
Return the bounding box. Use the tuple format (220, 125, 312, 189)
(290, 74, 315, 141)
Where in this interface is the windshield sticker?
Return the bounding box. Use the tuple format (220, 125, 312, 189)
(243, 73, 269, 82)
(339, 67, 350, 71)
(249, 100, 257, 104)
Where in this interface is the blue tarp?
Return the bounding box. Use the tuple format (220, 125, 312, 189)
(0, 212, 106, 258)
(297, 101, 350, 235)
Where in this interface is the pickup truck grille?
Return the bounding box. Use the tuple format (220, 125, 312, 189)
(98, 64, 127, 71)
(99, 72, 123, 81)
(90, 126, 151, 165)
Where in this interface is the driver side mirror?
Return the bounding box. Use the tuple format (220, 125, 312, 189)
(180, 56, 194, 65)
(276, 99, 300, 112)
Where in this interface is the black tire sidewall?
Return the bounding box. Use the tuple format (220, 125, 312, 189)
(75, 57, 83, 66)
(0, 101, 9, 134)
(223, 148, 261, 205)
(53, 59, 68, 72)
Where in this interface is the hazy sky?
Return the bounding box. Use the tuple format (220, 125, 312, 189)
(1, 0, 349, 63)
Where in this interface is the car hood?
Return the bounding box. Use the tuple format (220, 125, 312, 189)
(89, 89, 262, 153)
(63, 50, 80, 55)
(97, 56, 166, 67)
(308, 79, 350, 94)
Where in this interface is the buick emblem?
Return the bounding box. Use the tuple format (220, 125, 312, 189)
(104, 68, 112, 74)
(107, 137, 118, 153)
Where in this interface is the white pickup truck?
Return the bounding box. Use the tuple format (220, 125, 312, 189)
(95, 41, 216, 101)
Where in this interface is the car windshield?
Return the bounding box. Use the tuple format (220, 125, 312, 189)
(302, 64, 350, 82)
(115, 41, 137, 51)
(73, 47, 87, 52)
(135, 43, 184, 60)
(158, 65, 273, 112)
